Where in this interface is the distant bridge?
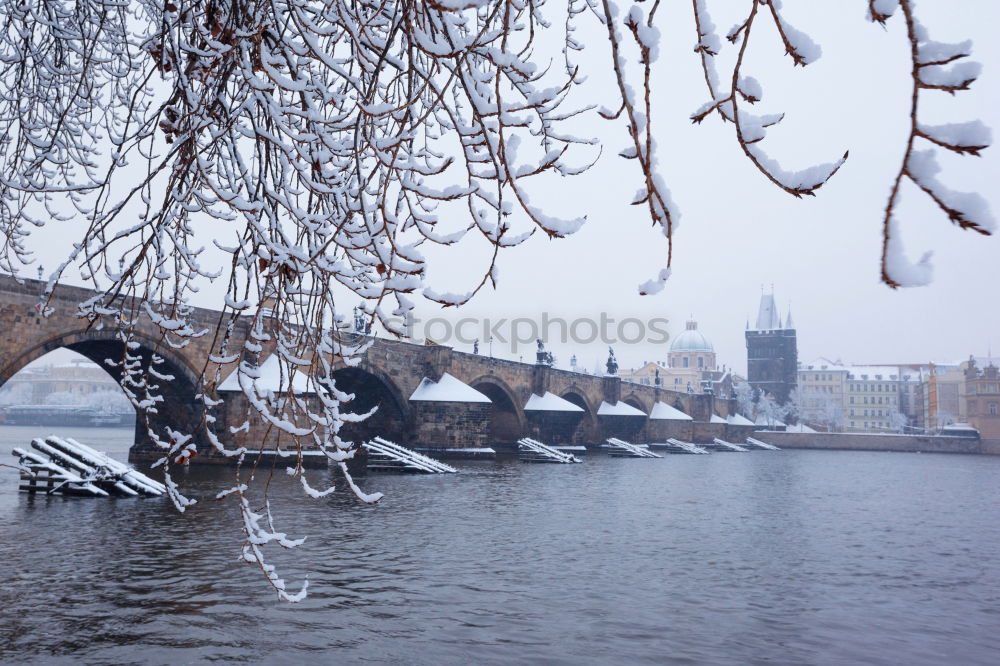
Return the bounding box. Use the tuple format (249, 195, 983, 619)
(0, 274, 757, 462)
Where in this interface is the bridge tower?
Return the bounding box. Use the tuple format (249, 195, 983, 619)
(745, 290, 798, 405)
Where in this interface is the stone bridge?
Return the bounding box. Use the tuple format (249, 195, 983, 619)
(0, 274, 757, 462)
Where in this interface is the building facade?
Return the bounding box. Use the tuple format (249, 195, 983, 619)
(0, 358, 120, 403)
(844, 366, 905, 432)
(797, 357, 848, 427)
(746, 292, 798, 404)
(964, 358, 1000, 440)
(620, 320, 735, 397)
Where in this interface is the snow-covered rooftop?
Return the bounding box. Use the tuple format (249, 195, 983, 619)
(785, 423, 817, 433)
(524, 392, 584, 412)
(710, 413, 727, 424)
(845, 366, 904, 381)
(217, 355, 312, 393)
(753, 293, 782, 330)
(597, 401, 646, 417)
(727, 413, 755, 426)
(409, 373, 491, 403)
(799, 357, 848, 372)
(649, 401, 692, 421)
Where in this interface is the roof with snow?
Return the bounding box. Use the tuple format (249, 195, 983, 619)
(845, 365, 903, 381)
(800, 357, 848, 372)
(524, 392, 584, 412)
(597, 401, 646, 417)
(710, 413, 727, 424)
(217, 355, 312, 394)
(785, 423, 817, 433)
(753, 293, 782, 330)
(727, 413, 755, 426)
(409, 373, 491, 403)
(649, 401, 692, 421)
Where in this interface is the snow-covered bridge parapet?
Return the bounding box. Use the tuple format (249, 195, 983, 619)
(0, 274, 747, 457)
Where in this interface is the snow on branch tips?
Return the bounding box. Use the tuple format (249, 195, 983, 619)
(689, 0, 846, 197)
(876, 0, 994, 288)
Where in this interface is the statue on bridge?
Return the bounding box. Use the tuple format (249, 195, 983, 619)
(605, 347, 618, 376)
(473, 339, 479, 355)
(535, 339, 554, 366)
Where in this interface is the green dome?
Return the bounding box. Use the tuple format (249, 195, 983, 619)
(670, 321, 713, 353)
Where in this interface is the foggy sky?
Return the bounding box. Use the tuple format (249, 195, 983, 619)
(16, 2, 1000, 377)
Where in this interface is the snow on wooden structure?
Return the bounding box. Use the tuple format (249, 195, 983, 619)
(217, 354, 314, 394)
(663, 438, 710, 454)
(13, 436, 165, 497)
(649, 402, 692, 421)
(362, 436, 458, 473)
(598, 401, 647, 417)
(710, 438, 750, 452)
(517, 438, 581, 464)
(409, 373, 491, 403)
(524, 392, 585, 412)
(605, 437, 663, 458)
(727, 413, 756, 426)
(745, 437, 781, 451)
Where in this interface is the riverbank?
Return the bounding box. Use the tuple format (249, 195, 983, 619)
(754, 430, 999, 455)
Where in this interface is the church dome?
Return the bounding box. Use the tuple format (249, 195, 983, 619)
(670, 321, 714, 352)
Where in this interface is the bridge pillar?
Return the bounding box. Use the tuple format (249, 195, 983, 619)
(532, 364, 550, 396)
(686, 393, 714, 422)
(424, 344, 454, 379)
(601, 375, 621, 405)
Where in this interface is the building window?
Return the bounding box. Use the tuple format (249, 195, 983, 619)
(698, 357, 704, 369)
(683, 357, 689, 368)
(992, 404, 998, 416)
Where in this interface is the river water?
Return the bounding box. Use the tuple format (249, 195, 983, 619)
(2, 425, 998, 665)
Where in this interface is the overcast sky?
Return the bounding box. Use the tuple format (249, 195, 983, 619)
(17, 2, 1000, 376)
(407, 1, 1000, 373)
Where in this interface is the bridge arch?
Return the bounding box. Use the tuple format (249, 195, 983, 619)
(328, 365, 412, 444)
(0, 327, 201, 388)
(559, 387, 599, 445)
(0, 327, 204, 460)
(469, 374, 525, 449)
(622, 393, 650, 416)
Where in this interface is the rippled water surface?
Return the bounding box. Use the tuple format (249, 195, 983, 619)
(2, 425, 999, 665)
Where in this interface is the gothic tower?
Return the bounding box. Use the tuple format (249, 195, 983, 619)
(745, 291, 798, 404)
